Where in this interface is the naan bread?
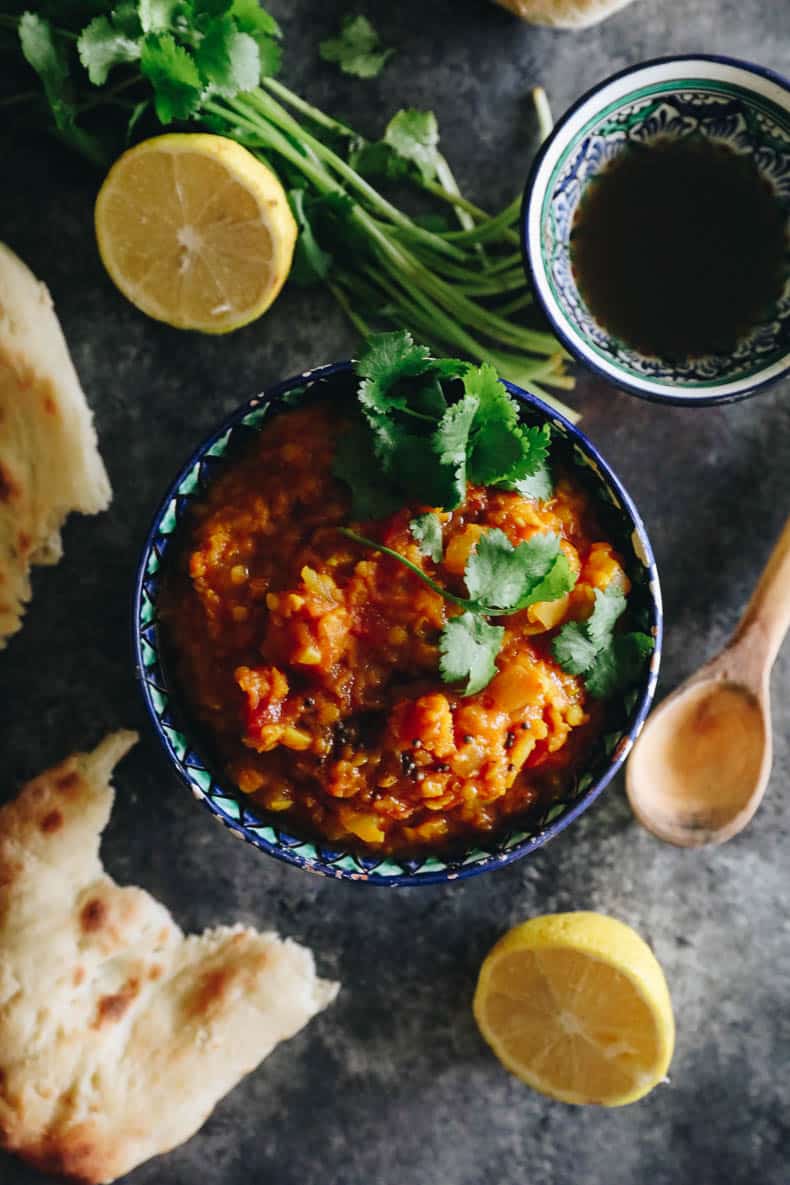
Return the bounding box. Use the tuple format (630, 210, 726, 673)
(0, 242, 111, 647)
(0, 732, 339, 1184)
(493, 0, 637, 27)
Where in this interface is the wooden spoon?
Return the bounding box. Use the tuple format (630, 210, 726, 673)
(626, 517, 790, 847)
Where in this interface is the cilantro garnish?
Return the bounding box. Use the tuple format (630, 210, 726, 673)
(334, 332, 553, 519)
(319, 15, 394, 79)
(384, 109, 440, 182)
(553, 586, 655, 699)
(328, 331, 650, 698)
(339, 524, 576, 696)
(410, 513, 443, 563)
(440, 613, 504, 697)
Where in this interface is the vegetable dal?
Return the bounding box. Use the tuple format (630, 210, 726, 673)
(164, 404, 629, 853)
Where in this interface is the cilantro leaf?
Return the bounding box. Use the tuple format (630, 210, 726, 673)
(410, 513, 443, 563)
(432, 393, 478, 506)
(348, 139, 409, 182)
(19, 13, 107, 166)
(320, 15, 394, 79)
(464, 530, 572, 612)
(585, 633, 654, 699)
(462, 364, 550, 486)
(231, 0, 281, 74)
(527, 552, 575, 608)
(288, 189, 333, 286)
(389, 432, 463, 511)
(440, 612, 504, 697)
(586, 587, 627, 647)
(333, 422, 403, 520)
(553, 585, 653, 698)
(138, 0, 183, 32)
(194, 16, 260, 95)
(384, 109, 440, 183)
(232, 0, 282, 38)
(78, 15, 141, 86)
(509, 462, 553, 501)
(140, 32, 202, 122)
(357, 330, 433, 416)
(193, 0, 234, 19)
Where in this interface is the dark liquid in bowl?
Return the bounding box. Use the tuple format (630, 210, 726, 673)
(570, 136, 787, 361)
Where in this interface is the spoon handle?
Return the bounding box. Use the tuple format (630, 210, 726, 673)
(733, 515, 790, 673)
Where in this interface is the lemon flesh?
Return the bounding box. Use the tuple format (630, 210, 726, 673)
(473, 911, 675, 1106)
(95, 133, 297, 333)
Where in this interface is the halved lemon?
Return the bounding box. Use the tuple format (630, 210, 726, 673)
(473, 912, 675, 1106)
(95, 133, 297, 333)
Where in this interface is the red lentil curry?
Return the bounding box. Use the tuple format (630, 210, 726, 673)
(163, 402, 631, 855)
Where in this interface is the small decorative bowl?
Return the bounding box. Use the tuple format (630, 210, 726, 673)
(133, 363, 662, 886)
(523, 55, 790, 405)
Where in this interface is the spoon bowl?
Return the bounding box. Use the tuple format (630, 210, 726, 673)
(627, 516, 790, 846)
(627, 669, 770, 847)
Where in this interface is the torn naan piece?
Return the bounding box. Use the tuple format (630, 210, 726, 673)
(493, 0, 637, 27)
(0, 732, 339, 1185)
(0, 242, 111, 647)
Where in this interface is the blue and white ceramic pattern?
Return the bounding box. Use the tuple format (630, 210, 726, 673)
(133, 363, 662, 886)
(523, 55, 790, 404)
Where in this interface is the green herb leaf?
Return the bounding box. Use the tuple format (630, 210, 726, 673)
(440, 612, 505, 697)
(463, 364, 551, 487)
(389, 432, 463, 511)
(585, 632, 654, 699)
(553, 585, 653, 698)
(348, 139, 409, 182)
(356, 330, 433, 416)
(230, 0, 281, 74)
(432, 393, 478, 507)
(78, 14, 141, 87)
(320, 14, 394, 79)
(19, 12, 107, 166)
(383, 109, 440, 182)
(232, 0, 282, 39)
(194, 16, 260, 96)
(288, 189, 333, 286)
(193, 0, 234, 19)
(139, 0, 183, 33)
(333, 422, 403, 520)
(140, 32, 202, 122)
(509, 462, 553, 501)
(410, 513, 443, 563)
(464, 530, 573, 612)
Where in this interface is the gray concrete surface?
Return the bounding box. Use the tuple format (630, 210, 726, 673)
(2, 1, 789, 1183)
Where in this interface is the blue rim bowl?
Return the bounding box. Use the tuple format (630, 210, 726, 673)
(522, 54, 790, 406)
(133, 362, 663, 887)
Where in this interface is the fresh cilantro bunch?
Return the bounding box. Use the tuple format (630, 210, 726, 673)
(333, 331, 653, 698)
(334, 330, 553, 518)
(4, 6, 575, 414)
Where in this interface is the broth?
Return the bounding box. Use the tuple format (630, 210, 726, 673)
(570, 136, 786, 361)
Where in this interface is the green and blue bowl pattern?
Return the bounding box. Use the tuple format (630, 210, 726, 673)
(133, 362, 662, 886)
(523, 55, 790, 405)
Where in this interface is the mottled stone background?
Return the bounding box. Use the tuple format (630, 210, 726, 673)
(2, 1, 789, 1183)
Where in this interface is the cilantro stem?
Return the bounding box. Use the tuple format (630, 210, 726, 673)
(237, 91, 469, 262)
(497, 291, 534, 316)
(327, 281, 372, 336)
(339, 529, 571, 618)
(262, 77, 357, 140)
(339, 528, 471, 609)
(531, 86, 555, 144)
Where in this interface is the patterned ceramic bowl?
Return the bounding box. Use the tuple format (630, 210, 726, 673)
(523, 55, 790, 405)
(133, 363, 662, 886)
